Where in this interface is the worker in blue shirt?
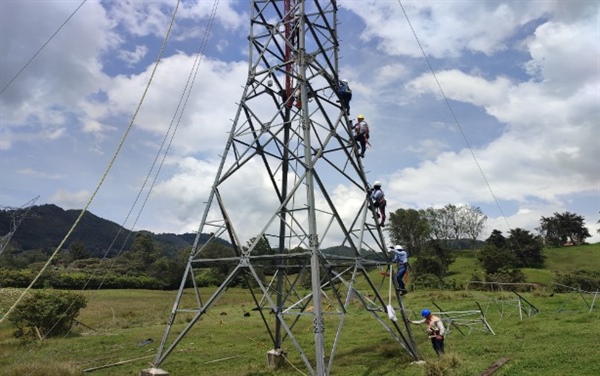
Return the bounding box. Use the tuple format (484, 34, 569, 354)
(390, 244, 408, 295)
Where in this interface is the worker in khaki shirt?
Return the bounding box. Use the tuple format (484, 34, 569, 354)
(409, 308, 446, 356)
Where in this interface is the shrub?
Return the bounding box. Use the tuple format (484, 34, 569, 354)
(0, 269, 36, 287)
(8, 289, 87, 339)
(485, 268, 527, 291)
(554, 270, 600, 292)
(412, 273, 446, 290)
(194, 269, 222, 287)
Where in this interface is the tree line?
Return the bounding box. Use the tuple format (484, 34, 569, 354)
(385, 207, 594, 290)
(388, 206, 593, 256)
(0, 205, 595, 291)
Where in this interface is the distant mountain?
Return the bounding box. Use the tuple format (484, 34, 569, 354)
(0, 204, 216, 257)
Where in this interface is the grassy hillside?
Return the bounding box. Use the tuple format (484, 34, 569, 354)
(1, 288, 598, 376)
(542, 243, 600, 272)
(0, 244, 598, 375)
(445, 243, 600, 288)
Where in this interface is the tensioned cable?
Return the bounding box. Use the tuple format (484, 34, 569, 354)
(0, 0, 87, 96)
(396, 1, 531, 267)
(11, 0, 219, 366)
(18, 1, 221, 366)
(96, 0, 222, 289)
(0, 0, 183, 326)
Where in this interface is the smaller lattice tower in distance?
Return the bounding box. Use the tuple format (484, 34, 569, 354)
(0, 196, 39, 256)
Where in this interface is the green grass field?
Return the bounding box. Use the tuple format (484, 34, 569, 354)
(1, 244, 598, 376)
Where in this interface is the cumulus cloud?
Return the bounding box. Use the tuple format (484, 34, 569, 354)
(338, 1, 598, 242)
(105, 0, 245, 39)
(118, 45, 149, 67)
(1, 1, 598, 246)
(50, 189, 91, 209)
(343, 1, 555, 58)
(0, 1, 116, 146)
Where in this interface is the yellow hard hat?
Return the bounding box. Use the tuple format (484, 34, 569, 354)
(357, 114, 364, 119)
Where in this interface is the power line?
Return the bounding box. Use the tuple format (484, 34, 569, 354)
(0, 0, 88, 96)
(0, 0, 183, 326)
(396, 1, 532, 267)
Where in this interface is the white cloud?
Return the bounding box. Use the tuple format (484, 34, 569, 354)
(50, 189, 91, 209)
(343, 1, 555, 58)
(525, 20, 599, 94)
(0, 1, 598, 248)
(0, 1, 116, 146)
(17, 168, 64, 180)
(407, 138, 450, 160)
(118, 45, 149, 67)
(105, 0, 245, 39)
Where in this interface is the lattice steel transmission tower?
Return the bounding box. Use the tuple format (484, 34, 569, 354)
(0, 196, 39, 256)
(151, 1, 418, 374)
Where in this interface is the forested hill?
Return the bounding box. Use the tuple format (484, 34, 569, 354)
(0, 204, 205, 257)
(1, 204, 486, 258)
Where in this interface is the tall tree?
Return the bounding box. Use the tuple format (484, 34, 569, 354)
(446, 204, 465, 248)
(538, 212, 591, 246)
(424, 208, 450, 242)
(507, 228, 545, 268)
(477, 243, 516, 274)
(197, 242, 237, 286)
(423, 204, 486, 249)
(478, 230, 520, 274)
(463, 206, 487, 249)
(412, 240, 456, 277)
(247, 235, 276, 275)
(388, 209, 431, 256)
(147, 246, 191, 289)
(128, 232, 160, 270)
(485, 229, 507, 249)
(68, 241, 89, 263)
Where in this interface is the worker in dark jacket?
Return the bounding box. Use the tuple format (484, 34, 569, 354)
(337, 79, 352, 115)
(369, 180, 386, 226)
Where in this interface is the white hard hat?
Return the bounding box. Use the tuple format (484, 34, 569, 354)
(373, 180, 382, 187)
(394, 245, 404, 251)
(342, 79, 348, 84)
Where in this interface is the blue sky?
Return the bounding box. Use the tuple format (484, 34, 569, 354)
(1, 0, 598, 244)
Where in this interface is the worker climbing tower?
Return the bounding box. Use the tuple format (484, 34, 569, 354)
(150, 1, 418, 374)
